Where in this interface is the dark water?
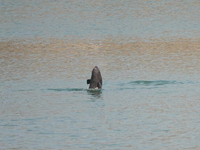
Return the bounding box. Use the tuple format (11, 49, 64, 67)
(1, 0, 200, 149)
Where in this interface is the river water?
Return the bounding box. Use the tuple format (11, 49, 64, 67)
(1, 0, 200, 149)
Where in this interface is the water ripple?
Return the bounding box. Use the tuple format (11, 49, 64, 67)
(128, 80, 182, 86)
(47, 88, 86, 92)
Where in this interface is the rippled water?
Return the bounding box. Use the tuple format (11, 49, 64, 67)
(1, 0, 200, 149)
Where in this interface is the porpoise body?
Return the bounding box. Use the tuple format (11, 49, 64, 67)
(87, 66, 102, 89)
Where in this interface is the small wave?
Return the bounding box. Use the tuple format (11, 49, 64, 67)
(17, 89, 34, 91)
(0, 124, 18, 127)
(128, 80, 181, 86)
(117, 80, 183, 90)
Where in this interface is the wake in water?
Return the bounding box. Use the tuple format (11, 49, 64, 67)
(46, 80, 183, 92)
(128, 80, 181, 86)
(117, 80, 184, 90)
(47, 87, 102, 100)
(47, 88, 86, 92)
(47, 88, 102, 92)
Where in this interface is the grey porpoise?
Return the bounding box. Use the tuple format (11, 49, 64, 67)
(87, 66, 102, 89)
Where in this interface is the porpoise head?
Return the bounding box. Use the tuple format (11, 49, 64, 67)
(91, 66, 100, 78)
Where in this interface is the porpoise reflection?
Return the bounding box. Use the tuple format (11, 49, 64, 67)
(87, 66, 102, 89)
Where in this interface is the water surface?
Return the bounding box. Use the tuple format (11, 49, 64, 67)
(1, 0, 200, 149)
(1, 0, 200, 40)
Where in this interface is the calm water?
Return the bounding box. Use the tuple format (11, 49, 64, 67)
(1, 0, 200, 40)
(1, 0, 200, 149)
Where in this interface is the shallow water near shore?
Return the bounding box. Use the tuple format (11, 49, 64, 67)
(1, 0, 200, 149)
